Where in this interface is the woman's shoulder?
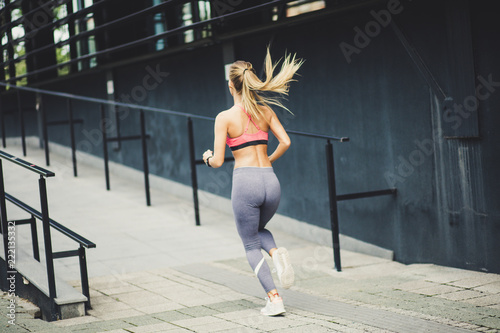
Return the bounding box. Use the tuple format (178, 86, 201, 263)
(216, 108, 232, 119)
(215, 108, 237, 126)
(217, 106, 241, 119)
(258, 105, 275, 122)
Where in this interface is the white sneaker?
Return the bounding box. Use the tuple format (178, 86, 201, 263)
(260, 297, 286, 316)
(272, 247, 294, 289)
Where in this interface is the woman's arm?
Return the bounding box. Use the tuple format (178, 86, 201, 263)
(203, 112, 228, 168)
(267, 109, 291, 164)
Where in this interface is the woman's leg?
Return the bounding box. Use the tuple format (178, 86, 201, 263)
(259, 170, 294, 290)
(232, 169, 277, 294)
(258, 171, 281, 254)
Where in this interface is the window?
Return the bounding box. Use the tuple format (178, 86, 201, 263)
(9, 7, 27, 85)
(53, 3, 71, 76)
(287, 0, 325, 17)
(72, 0, 97, 70)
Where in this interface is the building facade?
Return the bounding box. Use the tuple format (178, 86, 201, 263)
(1, 0, 499, 273)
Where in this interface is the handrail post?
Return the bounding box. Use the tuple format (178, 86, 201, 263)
(39, 175, 58, 320)
(78, 244, 91, 311)
(67, 99, 77, 177)
(16, 90, 27, 156)
(114, 105, 122, 151)
(139, 110, 151, 206)
(0, 95, 5, 148)
(187, 117, 200, 226)
(325, 140, 342, 271)
(30, 215, 40, 262)
(0, 160, 10, 275)
(41, 95, 50, 166)
(101, 104, 110, 190)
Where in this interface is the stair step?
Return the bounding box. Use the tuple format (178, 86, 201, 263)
(1, 238, 87, 320)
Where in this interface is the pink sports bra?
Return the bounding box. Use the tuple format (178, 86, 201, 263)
(226, 105, 269, 151)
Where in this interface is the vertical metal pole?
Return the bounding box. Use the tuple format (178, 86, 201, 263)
(187, 117, 200, 226)
(101, 104, 110, 190)
(42, 95, 50, 166)
(139, 110, 151, 206)
(30, 216, 40, 262)
(325, 140, 342, 271)
(68, 99, 77, 177)
(36, 93, 43, 149)
(0, 160, 10, 274)
(17, 90, 26, 156)
(39, 176, 58, 320)
(78, 245, 91, 311)
(0, 95, 6, 148)
(114, 105, 122, 151)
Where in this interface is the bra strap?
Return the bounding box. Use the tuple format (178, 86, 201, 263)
(236, 105, 261, 131)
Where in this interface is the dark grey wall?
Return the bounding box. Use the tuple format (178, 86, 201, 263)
(2, 0, 498, 272)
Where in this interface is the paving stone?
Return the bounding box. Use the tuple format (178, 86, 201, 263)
(436, 290, 487, 301)
(2, 325, 31, 333)
(126, 322, 178, 332)
(449, 275, 500, 289)
(121, 314, 165, 327)
(173, 305, 221, 318)
(184, 320, 245, 332)
(91, 295, 120, 306)
(52, 315, 102, 327)
(172, 315, 226, 327)
(470, 317, 500, 330)
(202, 300, 257, 314)
(98, 284, 144, 296)
(152, 310, 194, 322)
(3, 143, 499, 333)
(215, 309, 261, 320)
(463, 295, 500, 307)
(394, 280, 440, 291)
(135, 301, 185, 314)
(61, 318, 135, 332)
(412, 284, 463, 296)
(115, 290, 168, 307)
(474, 282, 500, 294)
(94, 308, 144, 320)
(216, 327, 264, 333)
(87, 299, 131, 314)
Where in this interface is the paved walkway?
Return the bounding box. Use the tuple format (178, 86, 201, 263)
(1, 140, 499, 332)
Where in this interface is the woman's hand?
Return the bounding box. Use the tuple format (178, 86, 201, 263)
(203, 149, 213, 165)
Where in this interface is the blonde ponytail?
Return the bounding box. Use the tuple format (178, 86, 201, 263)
(229, 48, 304, 120)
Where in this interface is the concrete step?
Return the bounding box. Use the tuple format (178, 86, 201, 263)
(0, 237, 87, 321)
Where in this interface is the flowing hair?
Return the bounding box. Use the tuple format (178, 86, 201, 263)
(228, 47, 304, 120)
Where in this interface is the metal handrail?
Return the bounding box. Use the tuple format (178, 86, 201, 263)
(0, 82, 344, 141)
(0, 151, 94, 319)
(0, 0, 105, 48)
(0, 0, 291, 83)
(0, 81, 212, 120)
(0, 150, 54, 177)
(5, 192, 95, 248)
(0, 77, 395, 274)
(0, 0, 177, 62)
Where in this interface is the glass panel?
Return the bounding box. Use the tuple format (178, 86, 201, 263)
(153, 0, 166, 50)
(182, 2, 194, 43)
(54, 3, 71, 76)
(287, 0, 325, 17)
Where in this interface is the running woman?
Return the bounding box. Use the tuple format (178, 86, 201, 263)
(203, 48, 303, 316)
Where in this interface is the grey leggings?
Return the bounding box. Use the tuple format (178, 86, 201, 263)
(231, 167, 281, 293)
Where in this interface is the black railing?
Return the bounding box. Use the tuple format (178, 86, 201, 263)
(0, 82, 395, 271)
(0, 0, 359, 85)
(0, 150, 95, 321)
(1, 0, 293, 84)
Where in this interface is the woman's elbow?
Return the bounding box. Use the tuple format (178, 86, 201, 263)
(282, 138, 291, 149)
